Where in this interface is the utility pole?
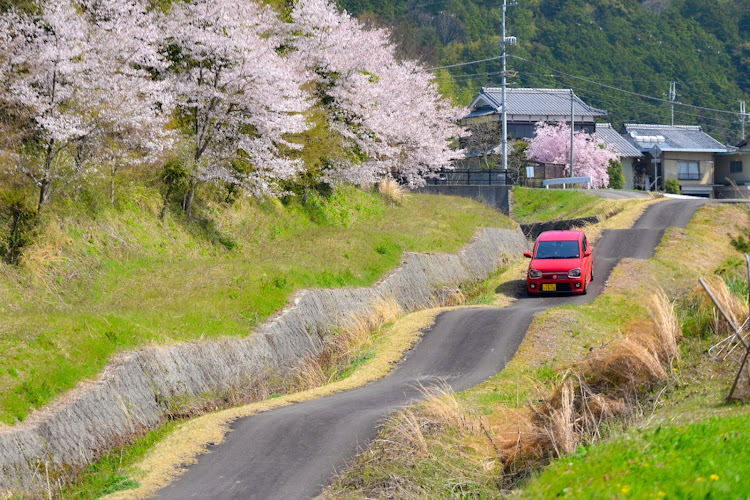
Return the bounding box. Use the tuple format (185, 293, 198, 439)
(742, 100, 747, 140)
(500, 0, 516, 170)
(669, 81, 676, 126)
(570, 89, 575, 177)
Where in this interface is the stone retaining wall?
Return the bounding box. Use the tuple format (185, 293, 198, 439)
(0, 227, 529, 497)
(520, 216, 602, 239)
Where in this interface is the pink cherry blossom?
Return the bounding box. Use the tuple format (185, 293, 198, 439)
(526, 122, 618, 188)
(0, 0, 173, 209)
(158, 0, 311, 214)
(289, 0, 465, 187)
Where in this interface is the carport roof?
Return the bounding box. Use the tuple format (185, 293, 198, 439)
(623, 124, 727, 153)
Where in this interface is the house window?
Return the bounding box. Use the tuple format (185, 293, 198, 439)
(730, 161, 743, 174)
(677, 161, 700, 180)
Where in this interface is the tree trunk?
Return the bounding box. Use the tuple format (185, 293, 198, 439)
(6, 211, 20, 265)
(110, 164, 117, 207)
(183, 178, 197, 218)
(37, 140, 55, 213)
(37, 177, 49, 214)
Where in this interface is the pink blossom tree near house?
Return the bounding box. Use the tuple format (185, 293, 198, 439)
(526, 122, 618, 188)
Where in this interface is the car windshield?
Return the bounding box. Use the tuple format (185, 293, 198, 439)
(535, 240, 580, 259)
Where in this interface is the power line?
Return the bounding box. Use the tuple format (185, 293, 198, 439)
(424, 55, 502, 71)
(511, 55, 742, 117)
(503, 70, 742, 136)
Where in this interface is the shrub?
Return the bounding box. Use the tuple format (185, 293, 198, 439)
(665, 178, 680, 194)
(159, 158, 190, 220)
(606, 160, 624, 189)
(0, 188, 38, 265)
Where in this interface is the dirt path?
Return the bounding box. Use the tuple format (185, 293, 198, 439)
(156, 199, 704, 500)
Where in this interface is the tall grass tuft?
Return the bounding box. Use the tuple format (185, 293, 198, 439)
(544, 381, 577, 457)
(651, 290, 681, 368)
(292, 296, 402, 390)
(378, 178, 409, 205)
(703, 275, 749, 336)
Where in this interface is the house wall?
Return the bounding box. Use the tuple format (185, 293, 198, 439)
(661, 151, 714, 185)
(622, 157, 635, 189)
(715, 151, 750, 185)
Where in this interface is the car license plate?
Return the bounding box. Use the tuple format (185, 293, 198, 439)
(542, 284, 556, 292)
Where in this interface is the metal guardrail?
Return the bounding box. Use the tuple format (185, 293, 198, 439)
(542, 176, 592, 189)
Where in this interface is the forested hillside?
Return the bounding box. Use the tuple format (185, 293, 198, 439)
(339, 0, 750, 144)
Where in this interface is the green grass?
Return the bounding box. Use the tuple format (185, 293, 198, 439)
(0, 185, 513, 424)
(512, 186, 621, 223)
(522, 415, 750, 500)
(60, 421, 178, 500)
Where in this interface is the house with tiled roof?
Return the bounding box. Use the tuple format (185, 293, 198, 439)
(623, 124, 727, 197)
(463, 88, 607, 139)
(595, 124, 643, 189)
(714, 137, 750, 198)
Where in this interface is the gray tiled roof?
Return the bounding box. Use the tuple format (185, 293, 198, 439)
(468, 88, 608, 118)
(623, 124, 727, 153)
(595, 124, 642, 158)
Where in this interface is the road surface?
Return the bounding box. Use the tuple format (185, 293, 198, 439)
(157, 199, 703, 500)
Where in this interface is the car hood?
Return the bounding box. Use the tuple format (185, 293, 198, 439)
(530, 258, 582, 272)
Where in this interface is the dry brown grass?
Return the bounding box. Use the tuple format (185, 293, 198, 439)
(21, 220, 71, 282)
(383, 409, 430, 461)
(651, 289, 681, 367)
(702, 275, 749, 335)
(326, 382, 501, 499)
(293, 297, 403, 391)
(378, 178, 409, 205)
(493, 289, 680, 479)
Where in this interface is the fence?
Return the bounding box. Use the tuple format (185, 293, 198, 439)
(423, 164, 576, 188)
(426, 169, 511, 186)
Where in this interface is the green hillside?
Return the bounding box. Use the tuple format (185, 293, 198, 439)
(340, 0, 750, 144)
(0, 187, 512, 425)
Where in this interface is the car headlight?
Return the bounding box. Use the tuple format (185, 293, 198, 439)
(568, 268, 582, 278)
(529, 269, 542, 279)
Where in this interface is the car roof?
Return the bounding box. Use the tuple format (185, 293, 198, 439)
(536, 230, 583, 242)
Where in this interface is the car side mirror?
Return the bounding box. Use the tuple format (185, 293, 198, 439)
(524, 252, 532, 258)
(584, 250, 592, 257)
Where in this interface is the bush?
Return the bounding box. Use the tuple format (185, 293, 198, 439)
(606, 160, 624, 189)
(0, 189, 38, 265)
(159, 158, 190, 219)
(665, 178, 681, 194)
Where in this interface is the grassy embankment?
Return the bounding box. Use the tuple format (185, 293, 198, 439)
(0, 186, 514, 426)
(511, 186, 645, 223)
(320, 202, 750, 499)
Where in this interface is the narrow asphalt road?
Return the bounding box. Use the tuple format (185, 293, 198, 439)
(157, 199, 704, 500)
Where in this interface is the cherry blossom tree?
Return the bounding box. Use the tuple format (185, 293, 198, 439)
(0, 0, 172, 211)
(289, 0, 465, 187)
(526, 121, 618, 188)
(79, 0, 175, 205)
(158, 0, 311, 216)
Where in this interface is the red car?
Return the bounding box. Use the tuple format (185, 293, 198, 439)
(524, 230, 593, 295)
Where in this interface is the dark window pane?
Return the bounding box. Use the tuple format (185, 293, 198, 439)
(535, 240, 580, 259)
